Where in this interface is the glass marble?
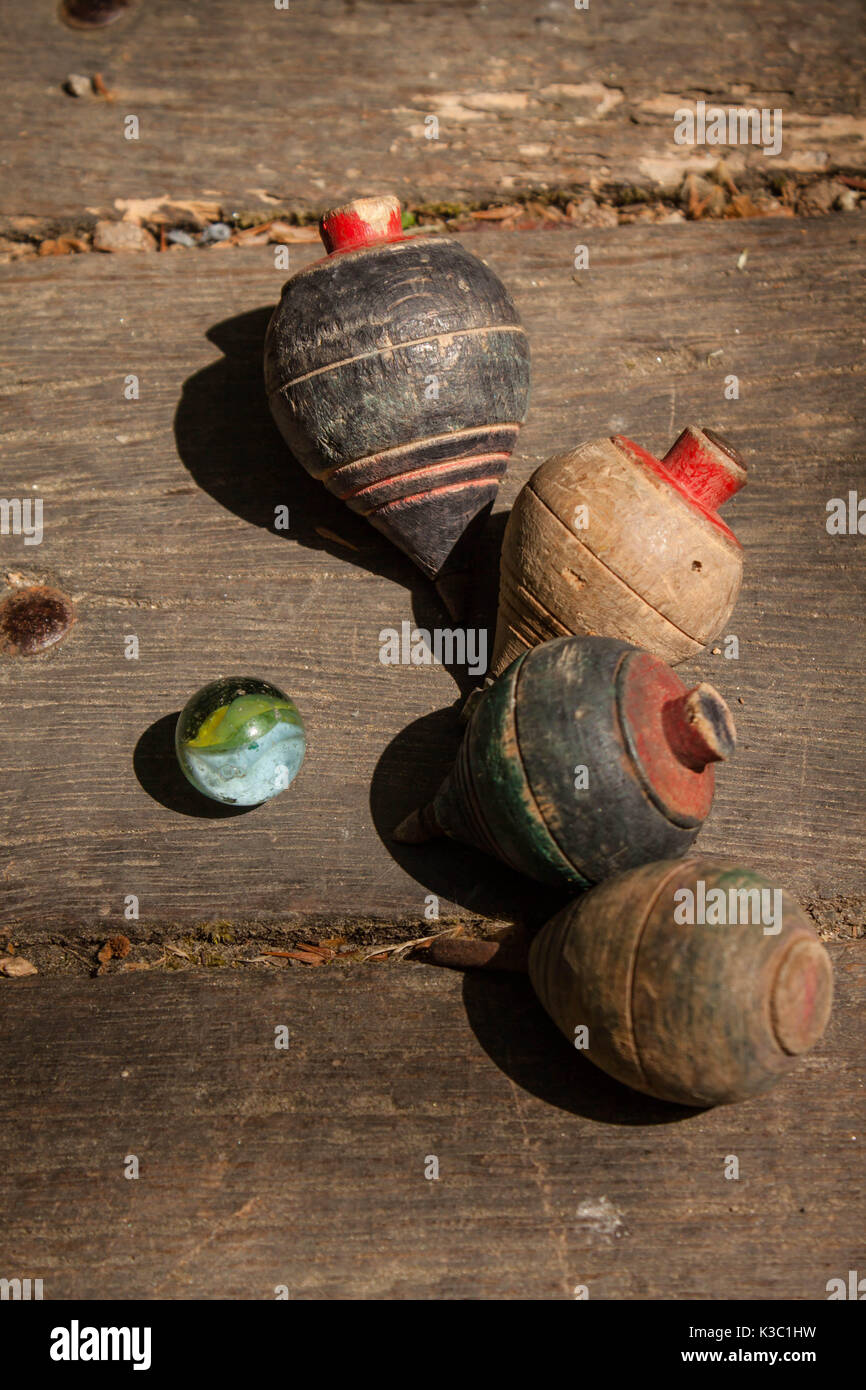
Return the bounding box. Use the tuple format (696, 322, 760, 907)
(175, 677, 305, 806)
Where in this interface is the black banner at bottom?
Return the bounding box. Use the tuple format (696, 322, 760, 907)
(1, 1297, 859, 1375)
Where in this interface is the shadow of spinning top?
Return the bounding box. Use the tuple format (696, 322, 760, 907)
(263, 195, 531, 618)
(427, 859, 833, 1109)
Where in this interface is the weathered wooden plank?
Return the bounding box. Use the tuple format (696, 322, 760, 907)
(1, 0, 863, 224)
(0, 216, 864, 938)
(0, 946, 861, 1299)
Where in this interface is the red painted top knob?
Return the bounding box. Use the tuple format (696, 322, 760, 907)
(318, 195, 404, 255)
(623, 425, 748, 521)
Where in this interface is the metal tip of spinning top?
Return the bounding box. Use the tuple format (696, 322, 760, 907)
(433, 571, 471, 624)
(431, 505, 497, 624)
(392, 802, 442, 844)
(427, 930, 530, 973)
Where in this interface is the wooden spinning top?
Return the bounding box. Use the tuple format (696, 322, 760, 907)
(492, 425, 747, 676)
(529, 858, 833, 1106)
(264, 195, 530, 617)
(394, 634, 736, 888)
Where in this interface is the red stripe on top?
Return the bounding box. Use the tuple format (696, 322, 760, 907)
(371, 475, 503, 516)
(337, 452, 510, 503)
(612, 436, 740, 544)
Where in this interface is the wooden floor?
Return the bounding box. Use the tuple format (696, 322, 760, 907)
(1, 216, 864, 940)
(1, 945, 862, 1300)
(0, 0, 863, 1301)
(3, 0, 864, 225)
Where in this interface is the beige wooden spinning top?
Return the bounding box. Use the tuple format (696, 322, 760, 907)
(491, 425, 747, 677)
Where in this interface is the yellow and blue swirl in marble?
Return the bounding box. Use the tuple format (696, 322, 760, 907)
(175, 677, 305, 806)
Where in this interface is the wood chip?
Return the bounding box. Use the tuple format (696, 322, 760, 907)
(727, 193, 762, 219)
(283, 950, 327, 965)
(471, 205, 523, 220)
(262, 945, 334, 961)
(267, 221, 320, 243)
(713, 159, 739, 196)
(361, 924, 465, 962)
(91, 73, 115, 102)
(93, 220, 157, 254)
(0, 957, 38, 977)
(63, 74, 91, 98)
(231, 220, 274, 243)
(112, 196, 222, 229)
(164, 945, 193, 961)
(39, 236, 91, 256)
